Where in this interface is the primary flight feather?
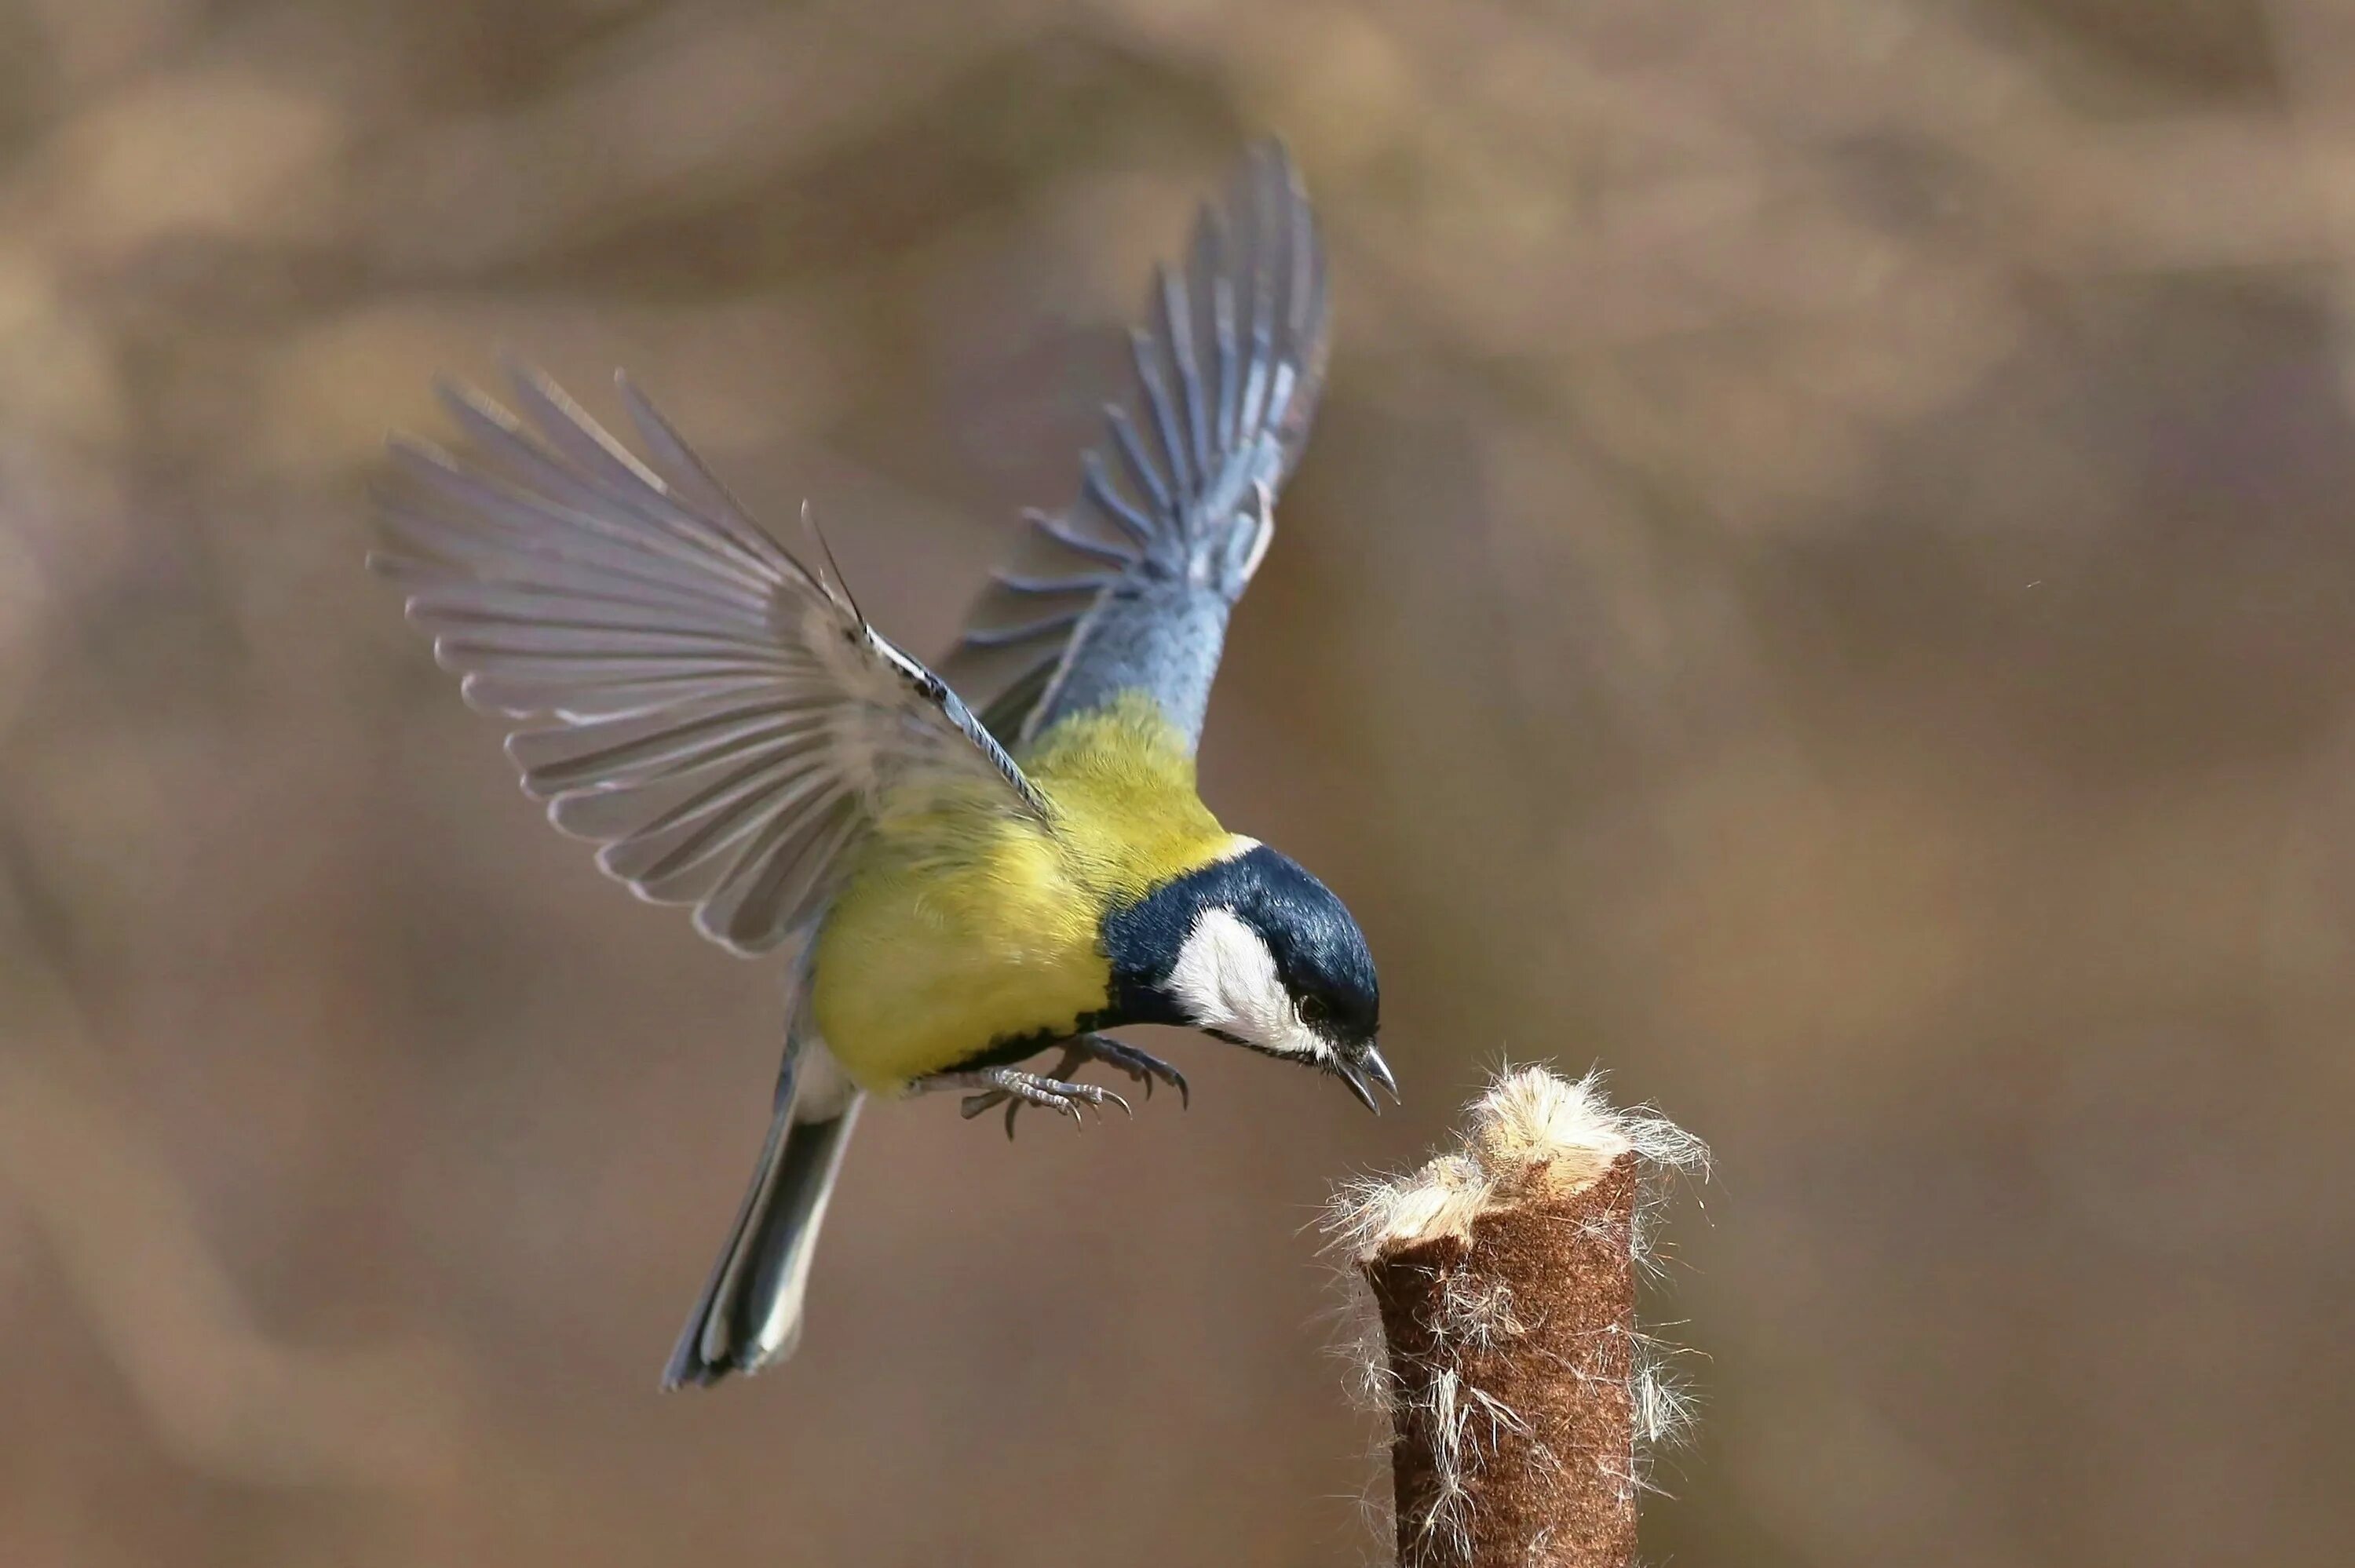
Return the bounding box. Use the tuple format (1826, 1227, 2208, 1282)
(370, 140, 1390, 1389)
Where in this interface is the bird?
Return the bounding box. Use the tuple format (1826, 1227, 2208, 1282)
(367, 141, 1392, 1390)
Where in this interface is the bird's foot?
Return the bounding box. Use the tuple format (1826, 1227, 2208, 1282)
(917, 1066, 1130, 1137)
(955, 1034, 1188, 1138)
(1062, 1033, 1188, 1107)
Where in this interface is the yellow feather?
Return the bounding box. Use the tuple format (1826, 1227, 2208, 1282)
(809, 693, 1243, 1092)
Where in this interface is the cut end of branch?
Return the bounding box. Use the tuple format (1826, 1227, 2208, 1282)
(1329, 1066, 1707, 1258)
(1324, 1066, 1707, 1568)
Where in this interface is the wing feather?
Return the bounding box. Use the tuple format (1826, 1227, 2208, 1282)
(374, 366, 1046, 957)
(943, 140, 1331, 749)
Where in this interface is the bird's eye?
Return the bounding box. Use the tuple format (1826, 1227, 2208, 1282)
(1298, 995, 1330, 1026)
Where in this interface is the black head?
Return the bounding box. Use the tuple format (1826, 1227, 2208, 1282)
(1103, 843, 1394, 1110)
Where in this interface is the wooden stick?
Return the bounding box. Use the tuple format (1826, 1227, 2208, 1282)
(1328, 1068, 1705, 1568)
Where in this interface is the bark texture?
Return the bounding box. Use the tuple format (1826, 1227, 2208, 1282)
(1331, 1069, 1703, 1568)
(1364, 1155, 1641, 1568)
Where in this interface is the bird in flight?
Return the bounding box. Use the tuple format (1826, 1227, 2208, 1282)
(370, 142, 1392, 1389)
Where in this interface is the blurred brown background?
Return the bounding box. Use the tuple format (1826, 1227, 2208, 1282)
(3, 1, 2353, 1563)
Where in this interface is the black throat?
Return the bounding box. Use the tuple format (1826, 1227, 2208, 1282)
(1097, 854, 1240, 1024)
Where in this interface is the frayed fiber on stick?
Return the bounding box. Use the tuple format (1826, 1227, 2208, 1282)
(1327, 1068, 1706, 1568)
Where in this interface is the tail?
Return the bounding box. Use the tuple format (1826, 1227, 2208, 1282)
(662, 1052, 864, 1390)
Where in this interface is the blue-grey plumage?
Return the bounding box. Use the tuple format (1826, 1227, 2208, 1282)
(945, 140, 1330, 753)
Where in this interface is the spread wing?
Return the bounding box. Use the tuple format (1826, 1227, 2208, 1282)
(944, 140, 1331, 752)
(371, 366, 1047, 957)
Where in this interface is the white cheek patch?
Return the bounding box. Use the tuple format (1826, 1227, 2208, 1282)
(1167, 907, 1328, 1059)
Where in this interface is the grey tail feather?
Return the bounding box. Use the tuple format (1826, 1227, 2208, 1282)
(661, 1077, 864, 1391)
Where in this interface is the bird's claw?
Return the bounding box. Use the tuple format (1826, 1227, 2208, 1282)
(938, 1034, 1183, 1137)
(940, 1067, 1130, 1139)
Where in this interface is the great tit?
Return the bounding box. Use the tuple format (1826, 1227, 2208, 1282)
(370, 142, 1391, 1389)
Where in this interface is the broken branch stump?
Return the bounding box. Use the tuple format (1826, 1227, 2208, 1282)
(1328, 1068, 1706, 1568)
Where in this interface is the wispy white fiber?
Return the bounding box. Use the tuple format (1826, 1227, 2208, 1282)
(1326, 1067, 1707, 1259)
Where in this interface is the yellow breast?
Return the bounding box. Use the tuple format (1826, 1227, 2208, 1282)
(808, 692, 1241, 1092)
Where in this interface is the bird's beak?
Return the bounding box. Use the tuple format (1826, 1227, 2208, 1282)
(1334, 1046, 1400, 1114)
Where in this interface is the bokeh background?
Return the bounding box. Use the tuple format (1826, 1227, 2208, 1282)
(3, 1, 2353, 1563)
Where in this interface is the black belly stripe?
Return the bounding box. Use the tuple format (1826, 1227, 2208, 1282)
(940, 1008, 1121, 1076)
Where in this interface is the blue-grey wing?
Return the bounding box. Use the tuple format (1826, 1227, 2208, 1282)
(944, 140, 1330, 752)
